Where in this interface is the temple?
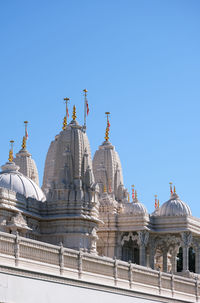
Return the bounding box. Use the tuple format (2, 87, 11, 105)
(0, 98, 200, 302)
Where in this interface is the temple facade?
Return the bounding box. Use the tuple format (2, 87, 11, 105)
(0, 103, 200, 280)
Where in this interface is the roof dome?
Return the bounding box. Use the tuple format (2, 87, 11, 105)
(157, 193, 191, 216)
(0, 162, 46, 202)
(123, 198, 148, 216)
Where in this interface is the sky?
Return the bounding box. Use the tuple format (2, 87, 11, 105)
(0, 1, 200, 216)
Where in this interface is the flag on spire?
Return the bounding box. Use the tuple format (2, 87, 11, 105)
(24, 121, 28, 140)
(132, 185, 135, 200)
(86, 99, 89, 116)
(155, 195, 158, 209)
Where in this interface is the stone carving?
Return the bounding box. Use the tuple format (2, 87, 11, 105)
(137, 231, 149, 247)
(121, 232, 138, 246)
(181, 232, 192, 247)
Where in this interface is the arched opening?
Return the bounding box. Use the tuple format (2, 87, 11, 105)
(177, 247, 183, 272)
(189, 247, 195, 273)
(122, 238, 139, 264)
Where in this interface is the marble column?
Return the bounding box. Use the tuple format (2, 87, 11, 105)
(163, 250, 168, 272)
(181, 232, 192, 272)
(137, 231, 149, 267)
(171, 251, 177, 273)
(182, 245, 189, 271)
(195, 244, 200, 274)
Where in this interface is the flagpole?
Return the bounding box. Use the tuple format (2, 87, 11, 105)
(83, 89, 88, 129)
(64, 97, 70, 125)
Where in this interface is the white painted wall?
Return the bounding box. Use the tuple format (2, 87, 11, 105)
(0, 272, 162, 303)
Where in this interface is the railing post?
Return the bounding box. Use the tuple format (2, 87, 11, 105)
(195, 276, 199, 302)
(128, 261, 133, 289)
(59, 242, 64, 275)
(14, 232, 20, 267)
(113, 257, 118, 286)
(158, 268, 162, 295)
(171, 273, 174, 297)
(78, 251, 83, 279)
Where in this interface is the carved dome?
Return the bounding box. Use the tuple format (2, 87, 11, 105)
(93, 140, 127, 202)
(123, 199, 148, 216)
(157, 193, 192, 216)
(0, 162, 46, 202)
(42, 119, 95, 195)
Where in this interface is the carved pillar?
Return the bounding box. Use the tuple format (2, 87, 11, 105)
(195, 242, 200, 274)
(162, 249, 168, 272)
(149, 237, 155, 269)
(181, 232, 192, 272)
(137, 231, 149, 267)
(171, 251, 177, 273)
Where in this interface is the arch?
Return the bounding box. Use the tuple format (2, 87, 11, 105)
(121, 238, 139, 264)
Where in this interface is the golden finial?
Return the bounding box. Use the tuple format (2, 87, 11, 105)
(21, 121, 28, 149)
(8, 140, 14, 162)
(104, 112, 110, 141)
(83, 89, 88, 93)
(22, 136, 26, 149)
(169, 182, 173, 195)
(174, 185, 176, 193)
(135, 190, 138, 201)
(72, 105, 77, 121)
(103, 185, 107, 193)
(62, 116, 67, 130)
(158, 199, 160, 208)
(128, 192, 130, 202)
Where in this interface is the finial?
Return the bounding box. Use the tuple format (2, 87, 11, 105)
(63, 97, 70, 129)
(158, 199, 160, 208)
(62, 116, 67, 130)
(128, 192, 130, 202)
(72, 105, 77, 121)
(8, 140, 14, 162)
(135, 190, 138, 201)
(169, 182, 173, 195)
(21, 121, 28, 149)
(104, 112, 110, 141)
(174, 185, 176, 193)
(132, 185, 135, 200)
(103, 185, 107, 193)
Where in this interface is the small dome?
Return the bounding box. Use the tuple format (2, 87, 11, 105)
(157, 193, 191, 216)
(0, 162, 46, 202)
(123, 199, 148, 216)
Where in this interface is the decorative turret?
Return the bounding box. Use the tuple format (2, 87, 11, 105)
(42, 105, 99, 253)
(93, 112, 128, 203)
(14, 121, 39, 185)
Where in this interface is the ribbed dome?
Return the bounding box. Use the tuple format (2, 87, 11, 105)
(123, 199, 148, 216)
(0, 162, 46, 202)
(157, 193, 191, 216)
(42, 119, 94, 194)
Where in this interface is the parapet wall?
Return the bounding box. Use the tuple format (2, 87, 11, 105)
(0, 231, 199, 303)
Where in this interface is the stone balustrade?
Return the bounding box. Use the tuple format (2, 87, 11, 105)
(0, 231, 199, 302)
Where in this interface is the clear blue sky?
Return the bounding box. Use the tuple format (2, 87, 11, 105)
(0, 1, 200, 215)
